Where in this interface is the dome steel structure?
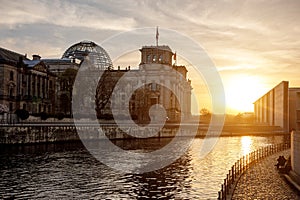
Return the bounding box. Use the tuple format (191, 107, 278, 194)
(62, 40, 113, 70)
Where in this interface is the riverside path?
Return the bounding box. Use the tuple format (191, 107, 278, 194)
(232, 150, 300, 199)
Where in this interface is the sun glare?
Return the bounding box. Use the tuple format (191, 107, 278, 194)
(224, 74, 264, 114)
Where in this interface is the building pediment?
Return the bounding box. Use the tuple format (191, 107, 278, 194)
(23, 60, 48, 73)
(33, 64, 47, 72)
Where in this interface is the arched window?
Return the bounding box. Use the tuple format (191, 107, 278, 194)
(10, 71, 14, 81)
(159, 55, 163, 62)
(152, 55, 157, 62)
(151, 83, 157, 91)
(9, 87, 14, 98)
(147, 55, 151, 63)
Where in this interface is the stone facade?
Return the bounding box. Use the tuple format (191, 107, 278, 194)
(1, 42, 193, 123)
(95, 45, 192, 122)
(0, 47, 56, 115)
(43, 59, 80, 115)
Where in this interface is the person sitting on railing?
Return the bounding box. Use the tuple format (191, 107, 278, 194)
(275, 156, 286, 169)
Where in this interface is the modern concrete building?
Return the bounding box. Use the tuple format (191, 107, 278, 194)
(254, 81, 300, 184)
(288, 87, 300, 131)
(253, 81, 289, 132)
(291, 131, 300, 185)
(254, 80, 300, 132)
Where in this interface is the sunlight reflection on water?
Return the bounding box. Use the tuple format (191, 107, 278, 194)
(241, 136, 252, 156)
(0, 135, 285, 199)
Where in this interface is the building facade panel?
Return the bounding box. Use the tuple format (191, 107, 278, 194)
(292, 131, 300, 176)
(253, 81, 289, 132)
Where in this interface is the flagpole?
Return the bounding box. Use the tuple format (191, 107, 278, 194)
(155, 26, 159, 64)
(156, 26, 159, 46)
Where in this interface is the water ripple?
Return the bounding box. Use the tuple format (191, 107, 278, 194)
(0, 136, 284, 199)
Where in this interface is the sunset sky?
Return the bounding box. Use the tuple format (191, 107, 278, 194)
(1, 0, 299, 114)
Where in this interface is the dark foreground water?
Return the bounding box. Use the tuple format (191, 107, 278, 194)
(0, 135, 286, 199)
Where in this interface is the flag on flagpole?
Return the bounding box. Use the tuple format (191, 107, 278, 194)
(156, 26, 159, 46)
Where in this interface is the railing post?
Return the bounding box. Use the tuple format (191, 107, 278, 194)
(224, 178, 227, 196)
(232, 165, 234, 183)
(227, 173, 230, 190)
(221, 185, 223, 199)
(239, 158, 242, 174)
(246, 154, 249, 168)
(237, 160, 239, 176)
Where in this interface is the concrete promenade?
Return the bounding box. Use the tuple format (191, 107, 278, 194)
(232, 150, 300, 199)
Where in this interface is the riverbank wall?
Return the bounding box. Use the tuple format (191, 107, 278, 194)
(0, 123, 287, 145)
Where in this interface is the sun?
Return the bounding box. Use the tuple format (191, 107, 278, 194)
(224, 74, 265, 114)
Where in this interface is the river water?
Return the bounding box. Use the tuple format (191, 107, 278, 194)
(0, 135, 286, 199)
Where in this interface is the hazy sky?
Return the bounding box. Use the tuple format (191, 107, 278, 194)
(1, 0, 299, 114)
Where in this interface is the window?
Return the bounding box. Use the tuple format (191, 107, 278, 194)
(131, 94, 135, 100)
(297, 110, 300, 120)
(159, 55, 162, 62)
(10, 71, 14, 81)
(151, 83, 157, 91)
(9, 103, 13, 112)
(152, 55, 157, 62)
(131, 103, 135, 110)
(32, 81, 35, 96)
(150, 98, 157, 105)
(9, 87, 14, 98)
(22, 74, 25, 83)
(147, 55, 151, 63)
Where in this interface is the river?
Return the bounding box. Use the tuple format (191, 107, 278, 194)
(0, 135, 286, 199)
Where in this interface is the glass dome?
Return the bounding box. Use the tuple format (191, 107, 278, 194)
(62, 40, 113, 70)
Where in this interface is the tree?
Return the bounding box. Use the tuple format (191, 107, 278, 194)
(56, 112, 64, 120)
(200, 108, 211, 116)
(40, 112, 48, 120)
(58, 68, 78, 115)
(200, 108, 211, 121)
(0, 104, 9, 114)
(95, 70, 120, 118)
(15, 109, 29, 120)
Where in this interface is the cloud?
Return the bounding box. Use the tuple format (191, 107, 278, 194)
(217, 64, 257, 72)
(1, 0, 300, 113)
(0, 0, 137, 31)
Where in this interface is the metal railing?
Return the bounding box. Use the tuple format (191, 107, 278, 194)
(218, 142, 290, 200)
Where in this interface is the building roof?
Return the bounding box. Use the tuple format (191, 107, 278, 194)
(0, 46, 50, 72)
(62, 40, 113, 70)
(42, 58, 79, 64)
(0, 47, 28, 65)
(141, 45, 172, 52)
(23, 60, 42, 68)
